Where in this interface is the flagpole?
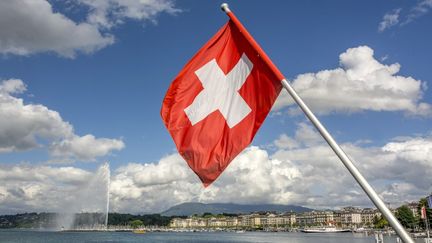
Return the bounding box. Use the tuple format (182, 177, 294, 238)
(220, 3, 414, 243)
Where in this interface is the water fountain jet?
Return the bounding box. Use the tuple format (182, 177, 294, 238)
(55, 162, 110, 231)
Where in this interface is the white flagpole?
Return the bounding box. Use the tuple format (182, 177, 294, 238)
(220, 3, 414, 243)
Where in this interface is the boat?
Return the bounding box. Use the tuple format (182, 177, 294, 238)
(353, 227, 366, 233)
(132, 229, 146, 234)
(301, 227, 351, 233)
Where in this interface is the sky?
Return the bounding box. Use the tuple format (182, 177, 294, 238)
(0, 0, 431, 214)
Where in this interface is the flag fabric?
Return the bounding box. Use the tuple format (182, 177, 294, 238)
(421, 206, 427, 219)
(427, 195, 432, 209)
(161, 20, 282, 186)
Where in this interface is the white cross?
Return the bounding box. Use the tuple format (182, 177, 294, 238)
(184, 53, 253, 128)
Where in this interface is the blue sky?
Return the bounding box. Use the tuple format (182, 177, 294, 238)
(0, 0, 431, 214)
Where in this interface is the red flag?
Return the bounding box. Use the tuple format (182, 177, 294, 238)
(161, 20, 282, 186)
(421, 206, 427, 219)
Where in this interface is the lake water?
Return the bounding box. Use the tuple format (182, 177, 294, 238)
(0, 230, 422, 243)
(0, 230, 426, 243)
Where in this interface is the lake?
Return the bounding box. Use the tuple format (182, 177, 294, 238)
(1, 230, 426, 243)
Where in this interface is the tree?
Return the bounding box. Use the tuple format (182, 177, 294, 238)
(108, 213, 173, 226)
(374, 215, 389, 229)
(130, 219, 143, 229)
(202, 212, 214, 218)
(418, 198, 432, 230)
(396, 205, 416, 229)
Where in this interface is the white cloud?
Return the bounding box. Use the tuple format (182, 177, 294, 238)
(273, 123, 322, 150)
(382, 137, 432, 166)
(79, 0, 180, 29)
(0, 163, 111, 218)
(380, 1, 432, 30)
(0, 164, 90, 184)
(274, 134, 299, 150)
(380, 182, 426, 204)
(0, 0, 114, 58)
(272, 124, 432, 207)
(110, 153, 200, 213)
(404, 0, 432, 24)
(109, 123, 432, 212)
(0, 79, 74, 152)
(50, 135, 124, 161)
(0, 79, 124, 161)
(0, 79, 26, 94)
(293, 123, 323, 146)
(110, 147, 302, 213)
(378, 8, 401, 32)
(0, 0, 178, 58)
(1, 124, 431, 214)
(107, 126, 430, 212)
(0, 164, 92, 214)
(275, 46, 431, 116)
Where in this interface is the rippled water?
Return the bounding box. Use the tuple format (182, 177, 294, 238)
(0, 230, 424, 243)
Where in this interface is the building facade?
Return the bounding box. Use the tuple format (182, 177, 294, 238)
(169, 207, 384, 229)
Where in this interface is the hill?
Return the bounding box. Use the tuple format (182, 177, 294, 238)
(160, 202, 312, 216)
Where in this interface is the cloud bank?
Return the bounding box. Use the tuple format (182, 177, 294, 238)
(378, 8, 401, 32)
(2, 124, 431, 214)
(0, 0, 113, 58)
(274, 46, 431, 116)
(0, 79, 124, 161)
(79, 0, 179, 29)
(379, 0, 432, 31)
(109, 124, 431, 212)
(109, 147, 302, 213)
(0, 164, 92, 214)
(0, 0, 178, 58)
(405, 0, 432, 24)
(0, 164, 112, 215)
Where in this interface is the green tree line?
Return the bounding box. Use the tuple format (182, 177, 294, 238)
(391, 197, 431, 231)
(0, 213, 178, 228)
(108, 213, 179, 226)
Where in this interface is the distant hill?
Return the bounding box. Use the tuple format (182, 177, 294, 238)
(160, 202, 312, 216)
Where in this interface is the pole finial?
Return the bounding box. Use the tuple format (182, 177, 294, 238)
(221, 3, 230, 13)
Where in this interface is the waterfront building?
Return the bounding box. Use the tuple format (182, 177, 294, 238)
(296, 212, 314, 226)
(239, 215, 252, 227)
(169, 217, 207, 228)
(282, 213, 296, 226)
(340, 211, 362, 227)
(226, 217, 239, 227)
(251, 214, 262, 227)
(361, 208, 380, 226)
(333, 211, 342, 225)
(342, 206, 359, 212)
(261, 213, 285, 227)
(207, 217, 228, 227)
(406, 202, 419, 218)
(312, 211, 335, 225)
(169, 218, 188, 228)
(168, 206, 390, 229)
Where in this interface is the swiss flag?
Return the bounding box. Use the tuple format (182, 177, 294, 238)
(421, 206, 426, 219)
(161, 20, 282, 186)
